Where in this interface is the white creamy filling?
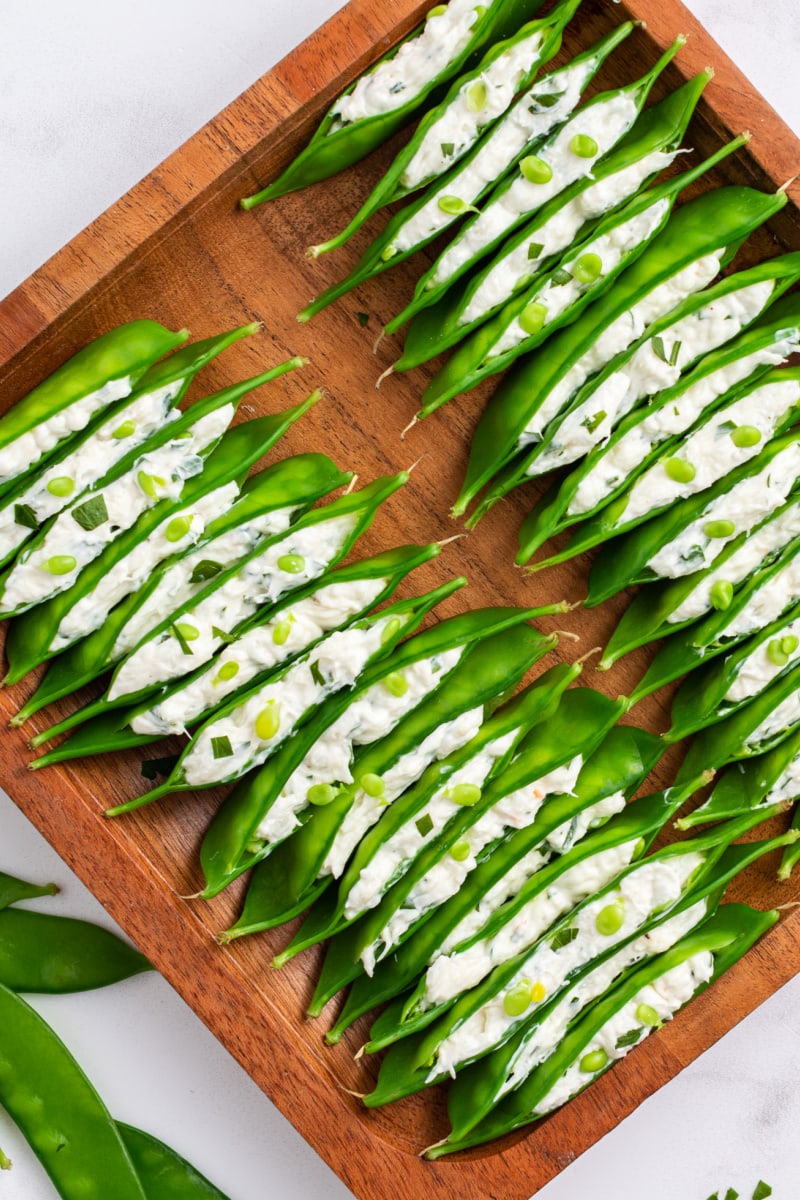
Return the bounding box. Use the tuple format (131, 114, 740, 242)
(745, 689, 800, 749)
(181, 617, 395, 786)
(502, 899, 710, 1097)
(722, 552, 800, 642)
(0, 405, 232, 612)
(432, 93, 640, 285)
(107, 512, 358, 703)
(490, 200, 670, 358)
(762, 749, 800, 806)
(342, 729, 516, 921)
(255, 648, 465, 845)
(0, 385, 180, 564)
(461, 149, 678, 328)
(724, 613, 800, 704)
(363, 756, 584, 973)
(394, 60, 590, 255)
(130, 577, 386, 737)
(0, 375, 133, 485)
(647, 441, 800, 579)
(322, 706, 485, 880)
(429, 851, 703, 1076)
(331, 0, 483, 126)
(519, 252, 724, 447)
(536, 280, 777, 476)
(400, 29, 543, 190)
(51, 482, 239, 651)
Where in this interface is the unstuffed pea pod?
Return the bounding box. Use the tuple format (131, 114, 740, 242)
(581, 429, 800, 608)
(0, 908, 151, 994)
(0, 981, 147, 1198)
(118, 1123, 231, 1200)
(240, 0, 545, 208)
(454, 184, 788, 523)
(307, 0, 578, 258)
(442, 829, 793, 1144)
(0, 319, 189, 500)
(426, 902, 778, 1156)
(316, 713, 661, 1035)
(391, 69, 712, 364)
(0, 871, 57, 909)
(417, 137, 748, 416)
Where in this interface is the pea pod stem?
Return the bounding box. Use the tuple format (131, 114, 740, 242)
(0, 870, 57, 909)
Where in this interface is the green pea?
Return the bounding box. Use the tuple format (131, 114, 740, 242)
(730, 424, 762, 448)
(450, 782, 482, 807)
(384, 671, 408, 697)
(359, 773, 385, 798)
(595, 900, 624, 936)
(570, 133, 598, 158)
(381, 245, 398, 262)
(502, 979, 532, 1017)
(174, 622, 199, 642)
(519, 300, 548, 336)
(112, 420, 136, 439)
(165, 514, 193, 542)
(437, 195, 476, 216)
(272, 619, 293, 645)
(519, 155, 553, 184)
(636, 1002, 661, 1027)
(254, 701, 281, 741)
(579, 1047, 609, 1073)
(767, 635, 799, 666)
(307, 783, 338, 806)
(710, 579, 734, 611)
(449, 841, 471, 862)
(44, 555, 77, 576)
(380, 615, 403, 645)
(214, 660, 239, 685)
(427, 4, 447, 17)
(632, 837, 647, 859)
(703, 519, 735, 539)
(46, 476, 75, 498)
(663, 456, 696, 483)
(137, 470, 166, 499)
(782, 634, 799, 655)
(465, 79, 488, 113)
(572, 252, 603, 283)
(277, 553, 306, 574)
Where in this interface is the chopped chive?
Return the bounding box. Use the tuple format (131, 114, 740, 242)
(533, 90, 565, 109)
(581, 410, 606, 434)
(211, 625, 236, 644)
(415, 813, 434, 837)
(669, 339, 682, 366)
(615, 1027, 643, 1049)
(189, 559, 222, 584)
(652, 335, 668, 363)
(356, 311, 370, 327)
(140, 754, 179, 780)
(310, 660, 325, 686)
(171, 623, 194, 655)
(752, 1184, 772, 1200)
(527, 241, 544, 260)
(211, 735, 234, 759)
(724, 1190, 739, 1200)
(71, 494, 109, 531)
(440, 141, 455, 158)
(465, 80, 487, 114)
(549, 926, 578, 950)
(551, 267, 573, 286)
(14, 503, 39, 530)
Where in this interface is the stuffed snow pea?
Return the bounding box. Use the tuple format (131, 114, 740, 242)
(240, 0, 545, 208)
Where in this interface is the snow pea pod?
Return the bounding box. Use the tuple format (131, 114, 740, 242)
(308, 1, 577, 257)
(0, 981, 147, 1198)
(0, 908, 151, 993)
(391, 69, 712, 364)
(0, 320, 189, 499)
(240, 0, 543, 208)
(418, 137, 747, 416)
(427, 902, 777, 1156)
(455, 184, 787, 522)
(0, 871, 57, 909)
(117, 1123, 230, 1200)
(676, 724, 800, 831)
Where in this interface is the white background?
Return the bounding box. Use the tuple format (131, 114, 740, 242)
(2, 2, 800, 1197)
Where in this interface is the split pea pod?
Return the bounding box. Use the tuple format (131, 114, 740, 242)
(307, 1, 577, 258)
(391, 69, 712, 363)
(240, 0, 545, 208)
(0, 320, 189, 499)
(427, 903, 778, 1156)
(455, 184, 788, 523)
(418, 137, 748, 416)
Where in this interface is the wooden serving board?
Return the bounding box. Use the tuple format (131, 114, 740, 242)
(2, 1, 799, 1196)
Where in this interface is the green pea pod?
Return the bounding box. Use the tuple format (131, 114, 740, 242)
(454, 184, 788, 523)
(317, 716, 661, 1036)
(417, 137, 747, 416)
(0, 908, 151, 993)
(676, 724, 800, 831)
(600, 490, 800, 671)
(0, 871, 57, 910)
(0, 320, 189, 499)
(307, 1, 578, 258)
(391, 70, 713, 365)
(240, 0, 545, 208)
(118, 1123, 230, 1199)
(212, 606, 555, 915)
(0, 980, 147, 1198)
(427, 902, 777, 1156)
(444, 829, 793, 1143)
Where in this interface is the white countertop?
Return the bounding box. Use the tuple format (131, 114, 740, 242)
(2, 2, 799, 1197)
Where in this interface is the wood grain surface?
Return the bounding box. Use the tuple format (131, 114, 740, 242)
(1, 1, 799, 1197)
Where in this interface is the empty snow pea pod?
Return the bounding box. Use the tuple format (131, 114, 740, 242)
(307, 2, 577, 259)
(0, 908, 151, 993)
(443, 828, 793, 1143)
(391, 69, 712, 364)
(0, 871, 57, 910)
(427, 902, 777, 1156)
(0, 320, 189, 500)
(418, 137, 748, 416)
(581, 430, 800, 608)
(117, 1123, 231, 1199)
(323, 717, 661, 1040)
(676, 724, 800, 831)
(240, 0, 543, 208)
(0, 980, 147, 1198)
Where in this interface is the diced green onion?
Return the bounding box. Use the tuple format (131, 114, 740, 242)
(415, 813, 434, 837)
(527, 242, 544, 261)
(465, 80, 488, 113)
(211, 735, 234, 759)
(71, 494, 109, 531)
(188, 559, 222, 584)
(112, 420, 136, 439)
(14, 504, 39, 530)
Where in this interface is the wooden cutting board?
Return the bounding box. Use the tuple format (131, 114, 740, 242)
(1, 1, 799, 1196)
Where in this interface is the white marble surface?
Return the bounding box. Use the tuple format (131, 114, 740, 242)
(2, 1, 800, 1196)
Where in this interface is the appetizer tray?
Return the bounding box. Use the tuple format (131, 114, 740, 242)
(2, 1, 800, 1196)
